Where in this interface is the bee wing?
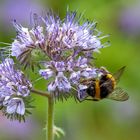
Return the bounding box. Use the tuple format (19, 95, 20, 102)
(113, 66, 126, 83)
(107, 87, 129, 101)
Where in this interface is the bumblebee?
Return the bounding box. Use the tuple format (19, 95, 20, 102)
(79, 66, 129, 101)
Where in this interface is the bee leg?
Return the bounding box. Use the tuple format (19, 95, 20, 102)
(85, 99, 93, 101)
(85, 99, 99, 101)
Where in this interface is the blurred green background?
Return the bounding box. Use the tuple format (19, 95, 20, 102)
(0, 0, 140, 140)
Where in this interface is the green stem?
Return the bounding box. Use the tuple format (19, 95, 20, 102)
(31, 88, 50, 98)
(31, 88, 54, 140)
(47, 96, 54, 140)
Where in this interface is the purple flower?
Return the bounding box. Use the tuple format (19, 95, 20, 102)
(38, 11, 107, 100)
(0, 58, 32, 117)
(10, 11, 107, 100)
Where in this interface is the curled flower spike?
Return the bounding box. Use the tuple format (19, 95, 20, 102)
(11, 18, 45, 69)
(41, 11, 103, 60)
(0, 58, 32, 121)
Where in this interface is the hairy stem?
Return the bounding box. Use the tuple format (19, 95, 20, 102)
(47, 96, 54, 140)
(31, 88, 50, 98)
(31, 88, 55, 140)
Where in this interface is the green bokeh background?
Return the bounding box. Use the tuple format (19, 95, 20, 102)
(0, 0, 140, 140)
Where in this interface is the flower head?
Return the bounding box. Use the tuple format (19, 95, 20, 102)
(0, 58, 32, 120)
(10, 11, 108, 100)
(38, 11, 107, 100)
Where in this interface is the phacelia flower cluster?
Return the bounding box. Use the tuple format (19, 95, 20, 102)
(0, 58, 32, 120)
(11, 11, 107, 101)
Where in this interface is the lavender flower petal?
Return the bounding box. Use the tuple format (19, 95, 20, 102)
(56, 72, 71, 92)
(70, 71, 81, 85)
(48, 81, 57, 92)
(6, 98, 25, 115)
(48, 72, 71, 93)
(81, 68, 97, 78)
(39, 69, 54, 80)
